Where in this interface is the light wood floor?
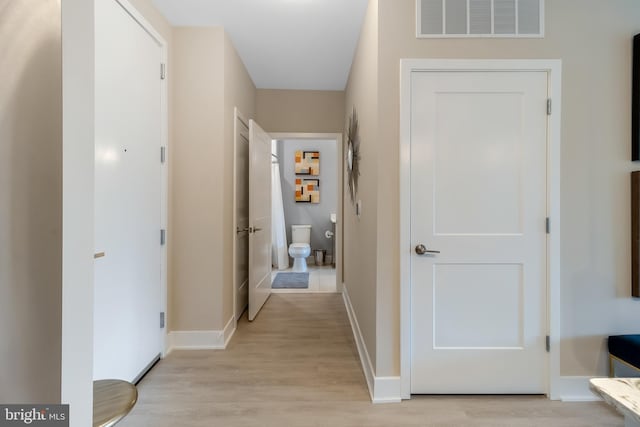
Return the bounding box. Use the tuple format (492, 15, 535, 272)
(121, 294, 623, 427)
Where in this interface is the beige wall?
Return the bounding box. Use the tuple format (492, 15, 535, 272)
(364, 0, 640, 377)
(256, 89, 345, 133)
(223, 32, 256, 323)
(343, 0, 380, 371)
(0, 0, 62, 402)
(172, 27, 256, 331)
(172, 27, 225, 330)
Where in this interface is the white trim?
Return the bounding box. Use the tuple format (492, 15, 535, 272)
(399, 59, 562, 400)
(342, 286, 402, 403)
(546, 60, 562, 401)
(223, 315, 237, 347)
(115, 0, 166, 45)
(342, 285, 375, 400)
(61, 1, 95, 425)
(373, 377, 402, 404)
(168, 331, 225, 351)
(556, 376, 603, 402)
(168, 317, 235, 352)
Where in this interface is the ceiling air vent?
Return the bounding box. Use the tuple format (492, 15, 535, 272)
(417, 0, 544, 38)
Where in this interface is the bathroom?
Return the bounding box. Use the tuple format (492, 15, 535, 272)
(271, 138, 337, 292)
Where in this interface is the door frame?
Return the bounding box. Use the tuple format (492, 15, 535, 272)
(232, 107, 250, 328)
(62, 0, 168, 422)
(231, 130, 344, 326)
(270, 132, 345, 292)
(399, 59, 562, 400)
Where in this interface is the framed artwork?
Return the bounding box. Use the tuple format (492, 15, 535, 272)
(295, 178, 320, 204)
(295, 150, 320, 175)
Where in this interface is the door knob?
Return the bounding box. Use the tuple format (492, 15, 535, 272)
(415, 244, 440, 255)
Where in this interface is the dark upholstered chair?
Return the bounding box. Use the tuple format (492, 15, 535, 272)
(608, 335, 640, 377)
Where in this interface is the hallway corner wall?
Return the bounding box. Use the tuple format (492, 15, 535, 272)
(0, 0, 63, 403)
(343, 0, 380, 378)
(172, 27, 226, 331)
(171, 26, 256, 334)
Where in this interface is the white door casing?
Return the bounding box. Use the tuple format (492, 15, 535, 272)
(94, 0, 167, 382)
(400, 60, 562, 399)
(269, 132, 345, 290)
(234, 110, 250, 321)
(248, 120, 272, 321)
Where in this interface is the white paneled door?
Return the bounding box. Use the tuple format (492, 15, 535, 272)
(94, 0, 163, 381)
(410, 71, 548, 393)
(248, 120, 272, 321)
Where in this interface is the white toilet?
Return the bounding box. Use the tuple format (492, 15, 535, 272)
(288, 225, 312, 272)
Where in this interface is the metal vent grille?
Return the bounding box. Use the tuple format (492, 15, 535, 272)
(418, 0, 544, 38)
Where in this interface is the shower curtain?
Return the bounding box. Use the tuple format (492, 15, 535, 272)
(271, 159, 289, 270)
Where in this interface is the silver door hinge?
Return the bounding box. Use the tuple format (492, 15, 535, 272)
(160, 63, 166, 80)
(546, 335, 550, 352)
(546, 217, 550, 234)
(160, 229, 166, 245)
(160, 312, 165, 329)
(160, 146, 166, 164)
(547, 98, 552, 115)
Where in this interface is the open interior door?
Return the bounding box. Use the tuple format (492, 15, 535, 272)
(248, 119, 272, 321)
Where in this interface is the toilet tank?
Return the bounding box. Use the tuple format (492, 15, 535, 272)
(291, 225, 311, 244)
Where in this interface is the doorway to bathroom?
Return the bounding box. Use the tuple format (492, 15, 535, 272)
(270, 133, 343, 295)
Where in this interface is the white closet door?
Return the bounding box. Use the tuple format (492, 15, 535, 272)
(410, 70, 548, 393)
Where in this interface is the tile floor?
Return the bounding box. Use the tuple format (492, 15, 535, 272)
(271, 265, 338, 293)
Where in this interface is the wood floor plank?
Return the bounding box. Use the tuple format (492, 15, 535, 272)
(120, 294, 623, 426)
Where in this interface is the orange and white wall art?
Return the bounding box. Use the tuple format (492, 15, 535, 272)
(295, 178, 320, 204)
(294, 150, 320, 175)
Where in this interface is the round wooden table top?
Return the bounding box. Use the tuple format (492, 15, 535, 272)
(93, 379, 138, 427)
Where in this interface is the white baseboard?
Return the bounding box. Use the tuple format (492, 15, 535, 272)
(167, 316, 236, 353)
(556, 376, 602, 402)
(342, 285, 401, 403)
(342, 286, 375, 399)
(373, 376, 402, 404)
(223, 316, 236, 347)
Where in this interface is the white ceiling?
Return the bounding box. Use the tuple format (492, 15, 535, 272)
(151, 0, 369, 91)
